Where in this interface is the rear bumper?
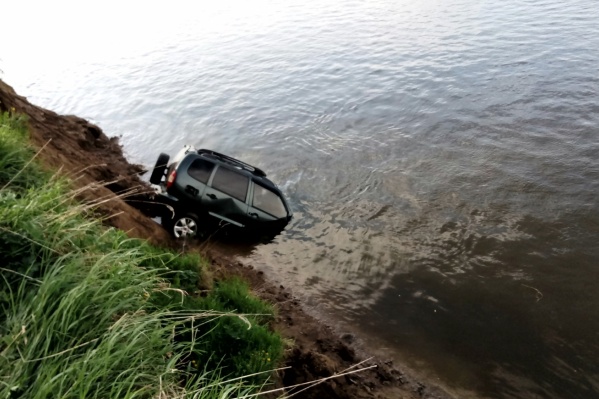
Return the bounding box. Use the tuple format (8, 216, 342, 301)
(152, 190, 179, 219)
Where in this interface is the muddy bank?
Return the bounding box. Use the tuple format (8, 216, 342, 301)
(0, 79, 452, 399)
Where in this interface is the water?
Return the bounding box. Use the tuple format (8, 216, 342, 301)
(3, 0, 599, 397)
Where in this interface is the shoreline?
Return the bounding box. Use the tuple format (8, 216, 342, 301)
(0, 79, 453, 399)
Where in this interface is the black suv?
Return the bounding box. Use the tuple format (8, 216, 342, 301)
(149, 146, 292, 239)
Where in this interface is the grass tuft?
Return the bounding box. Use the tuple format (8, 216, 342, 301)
(0, 112, 284, 398)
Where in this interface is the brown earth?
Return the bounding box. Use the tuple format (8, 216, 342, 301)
(0, 79, 452, 399)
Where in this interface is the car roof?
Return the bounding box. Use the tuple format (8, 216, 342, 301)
(184, 151, 281, 193)
(196, 149, 267, 177)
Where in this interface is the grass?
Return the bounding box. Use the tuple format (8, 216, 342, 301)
(0, 111, 284, 398)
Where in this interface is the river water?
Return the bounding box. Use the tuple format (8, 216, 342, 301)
(3, 0, 599, 397)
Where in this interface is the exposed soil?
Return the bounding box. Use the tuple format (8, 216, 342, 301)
(1, 79, 452, 399)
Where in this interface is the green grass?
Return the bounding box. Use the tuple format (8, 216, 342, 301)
(0, 112, 47, 190)
(0, 111, 284, 398)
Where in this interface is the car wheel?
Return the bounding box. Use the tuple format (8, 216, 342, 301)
(149, 153, 170, 184)
(171, 213, 200, 239)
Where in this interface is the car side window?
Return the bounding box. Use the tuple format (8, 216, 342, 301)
(211, 166, 249, 202)
(252, 184, 287, 218)
(188, 158, 214, 184)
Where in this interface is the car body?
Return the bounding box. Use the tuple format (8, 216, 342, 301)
(150, 145, 292, 239)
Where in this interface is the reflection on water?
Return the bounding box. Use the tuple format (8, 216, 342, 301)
(253, 195, 599, 397)
(3, 0, 599, 397)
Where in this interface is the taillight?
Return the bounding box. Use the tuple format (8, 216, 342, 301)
(166, 170, 177, 189)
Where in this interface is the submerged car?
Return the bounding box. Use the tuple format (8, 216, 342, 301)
(149, 145, 292, 239)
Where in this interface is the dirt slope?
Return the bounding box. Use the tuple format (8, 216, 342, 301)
(0, 79, 452, 399)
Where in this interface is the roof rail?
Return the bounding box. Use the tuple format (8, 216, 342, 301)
(197, 149, 267, 177)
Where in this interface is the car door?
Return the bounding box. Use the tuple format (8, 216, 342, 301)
(201, 165, 249, 227)
(179, 157, 215, 205)
(247, 182, 289, 228)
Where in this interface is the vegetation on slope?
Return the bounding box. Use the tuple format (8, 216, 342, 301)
(0, 111, 283, 398)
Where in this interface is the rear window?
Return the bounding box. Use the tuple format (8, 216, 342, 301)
(211, 166, 249, 201)
(188, 158, 214, 184)
(252, 184, 287, 218)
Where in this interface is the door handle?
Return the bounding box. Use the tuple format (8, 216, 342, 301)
(207, 193, 217, 200)
(249, 212, 258, 218)
(185, 185, 198, 196)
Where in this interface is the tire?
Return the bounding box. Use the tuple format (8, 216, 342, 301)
(171, 213, 200, 239)
(149, 153, 170, 185)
